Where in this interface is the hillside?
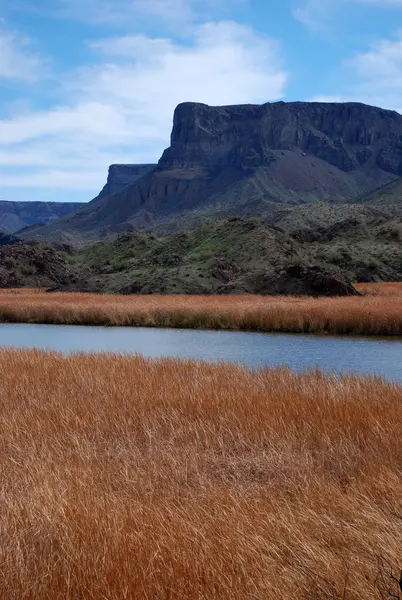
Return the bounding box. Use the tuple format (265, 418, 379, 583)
(357, 176, 402, 206)
(0, 240, 88, 289)
(0, 201, 85, 234)
(3, 204, 402, 293)
(20, 100, 402, 243)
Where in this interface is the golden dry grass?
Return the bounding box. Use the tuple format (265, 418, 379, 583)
(355, 282, 402, 296)
(0, 282, 402, 335)
(1, 349, 401, 599)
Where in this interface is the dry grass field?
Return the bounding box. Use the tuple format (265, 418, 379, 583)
(0, 282, 401, 335)
(1, 349, 401, 599)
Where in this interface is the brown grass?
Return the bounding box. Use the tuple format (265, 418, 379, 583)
(1, 349, 401, 599)
(355, 282, 402, 296)
(0, 282, 402, 335)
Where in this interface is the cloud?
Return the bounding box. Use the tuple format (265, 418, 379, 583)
(293, 0, 333, 30)
(311, 33, 402, 113)
(294, 0, 402, 30)
(6, 0, 243, 29)
(0, 21, 287, 192)
(345, 33, 402, 111)
(0, 29, 43, 82)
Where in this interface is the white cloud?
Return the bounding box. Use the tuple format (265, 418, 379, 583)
(294, 0, 402, 30)
(0, 21, 286, 192)
(312, 33, 402, 113)
(345, 34, 402, 112)
(0, 29, 43, 82)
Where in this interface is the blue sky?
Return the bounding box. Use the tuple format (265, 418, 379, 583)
(1, 0, 402, 203)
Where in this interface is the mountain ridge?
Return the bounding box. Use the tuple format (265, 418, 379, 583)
(0, 201, 85, 234)
(20, 100, 402, 242)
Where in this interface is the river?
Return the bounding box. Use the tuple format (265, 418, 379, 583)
(0, 323, 401, 382)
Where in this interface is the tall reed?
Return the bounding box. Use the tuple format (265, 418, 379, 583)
(0, 283, 401, 335)
(1, 349, 401, 599)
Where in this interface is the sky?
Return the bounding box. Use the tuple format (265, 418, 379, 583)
(1, 0, 402, 203)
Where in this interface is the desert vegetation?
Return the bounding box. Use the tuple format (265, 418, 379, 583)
(0, 283, 401, 335)
(1, 349, 401, 599)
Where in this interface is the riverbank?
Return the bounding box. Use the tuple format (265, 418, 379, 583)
(0, 283, 401, 335)
(2, 349, 401, 599)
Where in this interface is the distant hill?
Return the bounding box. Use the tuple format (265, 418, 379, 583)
(0, 201, 85, 234)
(21, 100, 402, 242)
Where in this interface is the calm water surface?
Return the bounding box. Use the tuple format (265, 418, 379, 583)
(0, 323, 401, 382)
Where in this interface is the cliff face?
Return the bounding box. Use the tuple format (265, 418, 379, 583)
(126, 101, 402, 230)
(97, 164, 156, 199)
(161, 101, 402, 173)
(20, 101, 402, 242)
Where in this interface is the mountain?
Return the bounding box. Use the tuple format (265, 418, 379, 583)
(96, 164, 156, 200)
(21, 100, 402, 242)
(0, 201, 85, 234)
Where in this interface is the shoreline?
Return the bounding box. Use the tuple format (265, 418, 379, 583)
(1, 315, 402, 337)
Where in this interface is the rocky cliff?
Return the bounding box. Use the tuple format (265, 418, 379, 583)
(21, 101, 402, 242)
(96, 164, 156, 199)
(162, 101, 402, 173)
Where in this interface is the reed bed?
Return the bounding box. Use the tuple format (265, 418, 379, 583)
(1, 349, 401, 599)
(0, 283, 402, 335)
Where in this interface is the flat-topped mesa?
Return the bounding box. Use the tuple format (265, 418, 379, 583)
(97, 164, 156, 199)
(19, 100, 402, 242)
(159, 101, 402, 173)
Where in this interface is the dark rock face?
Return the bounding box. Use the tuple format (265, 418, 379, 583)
(252, 263, 359, 297)
(162, 101, 402, 174)
(96, 164, 156, 199)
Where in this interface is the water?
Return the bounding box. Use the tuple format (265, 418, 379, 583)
(0, 323, 401, 382)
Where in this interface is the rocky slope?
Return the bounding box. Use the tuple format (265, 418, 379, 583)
(21, 101, 402, 242)
(0, 241, 88, 289)
(0, 201, 85, 234)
